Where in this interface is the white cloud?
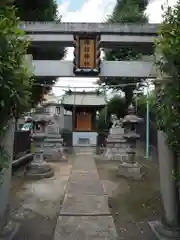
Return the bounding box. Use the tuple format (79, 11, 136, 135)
(58, 0, 70, 16)
(146, 0, 178, 23)
(58, 0, 116, 22)
(54, 0, 178, 96)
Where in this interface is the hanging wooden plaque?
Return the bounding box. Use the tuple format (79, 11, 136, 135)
(73, 34, 101, 76)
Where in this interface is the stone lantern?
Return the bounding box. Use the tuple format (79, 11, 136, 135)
(32, 118, 47, 163)
(117, 104, 143, 179)
(25, 117, 54, 180)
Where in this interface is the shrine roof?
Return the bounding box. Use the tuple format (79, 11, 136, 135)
(61, 91, 106, 106)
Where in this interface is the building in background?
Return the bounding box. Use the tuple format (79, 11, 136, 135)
(17, 91, 71, 132)
(61, 91, 106, 146)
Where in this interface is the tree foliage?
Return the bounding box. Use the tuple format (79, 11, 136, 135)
(155, 1, 180, 151)
(136, 91, 156, 120)
(13, 0, 66, 105)
(0, 6, 33, 168)
(100, 0, 148, 106)
(14, 0, 58, 21)
(106, 95, 126, 118)
(107, 0, 148, 23)
(96, 107, 111, 133)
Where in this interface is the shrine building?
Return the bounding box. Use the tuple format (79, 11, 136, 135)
(61, 91, 106, 147)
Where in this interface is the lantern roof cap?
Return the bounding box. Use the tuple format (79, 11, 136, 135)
(123, 103, 143, 123)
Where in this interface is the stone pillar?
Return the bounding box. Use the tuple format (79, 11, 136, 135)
(158, 131, 179, 225)
(0, 119, 15, 230)
(149, 131, 180, 239)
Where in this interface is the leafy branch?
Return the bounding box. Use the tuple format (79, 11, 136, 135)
(155, 2, 180, 151)
(0, 6, 33, 170)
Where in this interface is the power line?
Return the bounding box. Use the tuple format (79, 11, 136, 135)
(31, 82, 146, 88)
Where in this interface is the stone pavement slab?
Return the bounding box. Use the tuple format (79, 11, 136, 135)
(72, 157, 98, 171)
(66, 172, 105, 196)
(54, 154, 117, 239)
(54, 216, 118, 240)
(60, 194, 110, 215)
(66, 178, 105, 196)
(70, 172, 100, 181)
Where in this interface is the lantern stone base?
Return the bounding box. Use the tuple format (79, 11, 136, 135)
(25, 164, 54, 180)
(117, 161, 143, 179)
(149, 220, 180, 240)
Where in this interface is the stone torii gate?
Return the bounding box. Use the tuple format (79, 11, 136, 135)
(21, 22, 158, 79)
(21, 21, 179, 240)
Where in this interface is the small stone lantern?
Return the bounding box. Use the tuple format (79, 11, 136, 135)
(117, 104, 143, 179)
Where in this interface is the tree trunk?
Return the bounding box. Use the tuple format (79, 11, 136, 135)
(124, 87, 133, 107)
(15, 117, 18, 130)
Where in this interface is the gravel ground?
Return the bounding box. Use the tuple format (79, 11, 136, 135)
(96, 158, 162, 240)
(3, 150, 162, 240)
(8, 161, 72, 240)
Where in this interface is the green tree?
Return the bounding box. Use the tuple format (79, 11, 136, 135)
(14, 0, 58, 21)
(155, 1, 180, 151)
(136, 91, 156, 120)
(96, 107, 111, 133)
(100, 0, 148, 106)
(106, 95, 126, 118)
(13, 0, 66, 105)
(0, 6, 33, 168)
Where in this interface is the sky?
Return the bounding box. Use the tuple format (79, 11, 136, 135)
(53, 0, 178, 97)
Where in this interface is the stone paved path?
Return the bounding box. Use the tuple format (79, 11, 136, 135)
(53, 154, 118, 240)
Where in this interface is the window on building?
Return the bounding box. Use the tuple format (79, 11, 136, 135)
(56, 107, 61, 115)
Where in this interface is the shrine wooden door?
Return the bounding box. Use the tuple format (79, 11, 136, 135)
(76, 112, 92, 131)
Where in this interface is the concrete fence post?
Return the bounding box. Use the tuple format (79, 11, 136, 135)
(0, 119, 15, 230)
(149, 130, 180, 239)
(158, 131, 179, 225)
